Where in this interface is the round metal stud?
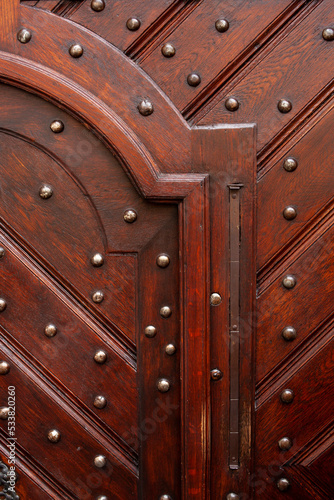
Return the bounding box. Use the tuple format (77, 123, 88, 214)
(0, 407, 9, 420)
(39, 185, 53, 199)
(0, 299, 7, 312)
(282, 275, 296, 289)
(93, 395, 107, 409)
(283, 206, 297, 220)
(187, 73, 201, 87)
(322, 28, 334, 41)
(123, 209, 138, 223)
(97, 496, 108, 500)
(138, 100, 154, 116)
(159, 496, 172, 500)
(280, 389, 294, 404)
(91, 0, 105, 12)
(94, 455, 107, 468)
(160, 306, 172, 318)
(278, 99, 292, 113)
(278, 437, 292, 451)
(161, 43, 176, 58)
(215, 19, 229, 33)
(210, 293, 222, 306)
(126, 18, 141, 31)
(282, 326, 297, 341)
(211, 368, 222, 381)
(44, 324, 57, 338)
(94, 350, 107, 364)
(157, 378, 170, 393)
(50, 120, 64, 133)
(17, 28, 32, 44)
(91, 253, 104, 267)
(277, 478, 290, 491)
(92, 291, 104, 303)
(69, 44, 84, 58)
(0, 247, 5, 258)
(0, 361, 10, 375)
(226, 494, 240, 500)
(144, 325, 157, 338)
(165, 344, 176, 356)
(156, 254, 170, 268)
(283, 157, 298, 172)
(225, 97, 239, 112)
(47, 429, 61, 443)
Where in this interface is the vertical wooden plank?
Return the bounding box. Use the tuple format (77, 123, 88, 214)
(0, 0, 20, 51)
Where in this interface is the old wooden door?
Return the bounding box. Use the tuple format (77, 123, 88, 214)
(0, 1, 333, 499)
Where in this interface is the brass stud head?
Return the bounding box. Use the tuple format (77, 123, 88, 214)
(0, 247, 5, 258)
(161, 43, 176, 58)
(280, 389, 294, 404)
(50, 120, 64, 133)
(283, 206, 297, 220)
(215, 19, 229, 33)
(282, 326, 297, 341)
(159, 496, 172, 500)
(44, 324, 57, 338)
(160, 306, 172, 318)
(322, 28, 334, 41)
(0, 361, 10, 375)
(211, 368, 222, 381)
(91, 253, 104, 267)
(278, 99, 292, 113)
(17, 28, 32, 44)
(126, 18, 141, 31)
(92, 290, 104, 303)
(138, 100, 154, 116)
(0, 407, 9, 420)
(225, 97, 239, 112)
(144, 325, 157, 338)
(39, 185, 53, 199)
(97, 496, 108, 500)
(47, 429, 61, 443)
(227, 494, 240, 500)
(94, 455, 107, 468)
(123, 209, 138, 223)
(93, 395, 107, 409)
(282, 275, 296, 289)
(157, 378, 170, 393)
(69, 44, 84, 58)
(278, 437, 292, 451)
(277, 478, 290, 491)
(94, 350, 107, 364)
(156, 254, 170, 268)
(165, 344, 176, 356)
(283, 157, 298, 172)
(0, 299, 7, 312)
(187, 73, 201, 87)
(91, 0, 105, 11)
(210, 293, 222, 306)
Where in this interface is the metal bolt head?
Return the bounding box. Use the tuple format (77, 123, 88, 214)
(165, 344, 176, 355)
(47, 429, 61, 443)
(211, 368, 222, 381)
(44, 324, 57, 338)
(69, 44, 84, 58)
(0, 361, 10, 375)
(283, 157, 298, 172)
(277, 478, 290, 491)
(161, 43, 176, 58)
(94, 395, 107, 409)
(0, 247, 5, 258)
(227, 494, 240, 500)
(50, 120, 64, 133)
(138, 100, 154, 116)
(0, 299, 7, 312)
(123, 209, 138, 223)
(156, 254, 170, 268)
(282, 326, 297, 341)
(210, 293, 222, 306)
(322, 28, 334, 41)
(282, 275, 296, 289)
(94, 454, 107, 468)
(97, 496, 108, 500)
(225, 97, 239, 112)
(94, 350, 107, 364)
(91, 0, 105, 11)
(160, 306, 172, 318)
(187, 73, 201, 87)
(126, 18, 141, 31)
(39, 185, 53, 199)
(283, 206, 297, 220)
(278, 437, 292, 451)
(17, 28, 32, 44)
(144, 325, 157, 338)
(0, 407, 9, 420)
(278, 99, 292, 113)
(92, 290, 104, 303)
(215, 19, 229, 33)
(157, 378, 170, 393)
(91, 253, 104, 267)
(159, 496, 172, 500)
(280, 389, 294, 403)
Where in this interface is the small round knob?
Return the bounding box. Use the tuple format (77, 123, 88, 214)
(92, 290, 104, 303)
(210, 293, 222, 306)
(0, 361, 10, 375)
(50, 120, 64, 133)
(283, 206, 297, 220)
(47, 429, 61, 443)
(225, 97, 239, 112)
(280, 389, 294, 403)
(138, 100, 154, 116)
(126, 18, 141, 31)
(322, 28, 334, 41)
(278, 437, 292, 451)
(278, 99, 292, 113)
(227, 494, 240, 500)
(187, 73, 201, 87)
(283, 157, 298, 172)
(94, 455, 107, 468)
(0, 407, 9, 420)
(165, 344, 176, 356)
(91, 253, 104, 267)
(215, 19, 229, 33)
(93, 395, 107, 409)
(159, 496, 172, 500)
(282, 326, 297, 341)
(144, 325, 157, 338)
(94, 350, 107, 364)
(0, 247, 5, 258)
(91, 0, 105, 11)
(97, 496, 108, 500)
(157, 378, 170, 393)
(211, 368, 222, 381)
(0, 299, 7, 312)
(156, 254, 170, 268)
(17, 28, 32, 44)
(39, 185, 53, 199)
(282, 275, 296, 289)
(124, 209, 137, 223)
(277, 478, 290, 491)
(161, 43, 176, 58)
(160, 306, 172, 318)
(69, 44, 83, 58)
(44, 324, 57, 338)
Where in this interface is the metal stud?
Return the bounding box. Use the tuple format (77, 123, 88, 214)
(94, 455, 107, 468)
(0, 299, 7, 312)
(126, 18, 141, 31)
(283, 157, 298, 172)
(161, 43, 176, 58)
(277, 478, 290, 491)
(39, 185, 53, 199)
(50, 120, 64, 133)
(210, 293, 222, 306)
(144, 325, 157, 338)
(17, 28, 32, 44)
(44, 324, 57, 338)
(97, 496, 108, 500)
(91, 0, 105, 12)
(94, 395, 107, 409)
(157, 378, 170, 393)
(283, 206, 297, 220)
(138, 100, 154, 116)
(322, 28, 334, 41)
(225, 97, 239, 112)
(282, 275, 296, 289)
(69, 44, 84, 58)
(280, 389, 294, 404)
(123, 209, 138, 222)
(165, 344, 176, 356)
(160, 306, 172, 318)
(92, 291, 104, 303)
(282, 326, 297, 341)
(0, 247, 5, 258)
(278, 437, 292, 451)
(227, 494, 240, 500)
(47, 429, 61, 443)
(278, 99, 292, 113)
(159, 496, 172, 500)
(0, 407, 9, 420)
(211, 368, 222, 381)
(91, 253, 104, 267)
(94, 350, 107, 364)
(156, 254, 170, 268)
(0, 361, 10, 375)
(187, 73, 201, 87)
(215, 19, 229, 33)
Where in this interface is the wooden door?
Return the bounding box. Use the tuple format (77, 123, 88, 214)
(0, 1, 333, 499)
